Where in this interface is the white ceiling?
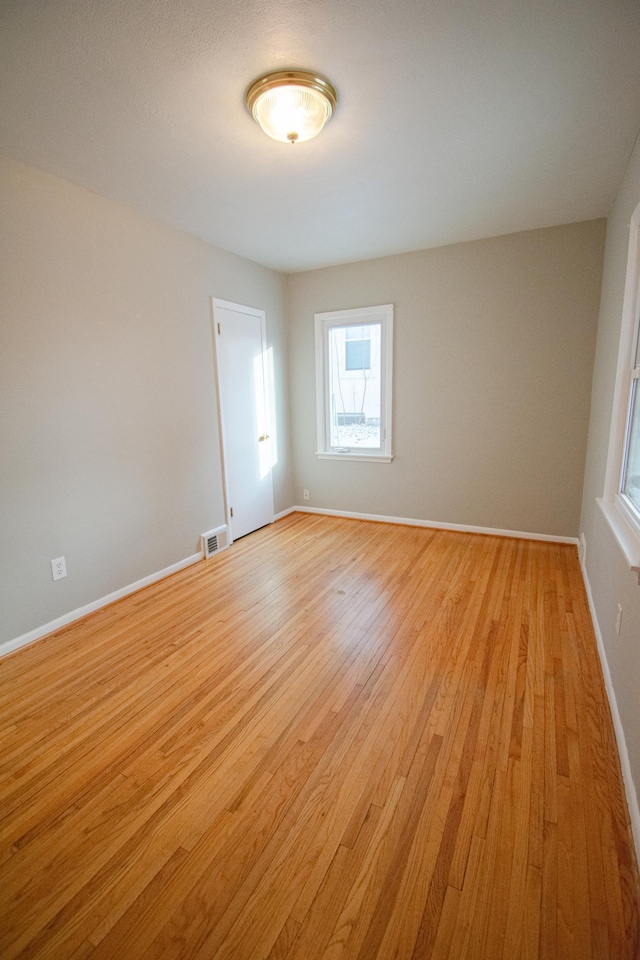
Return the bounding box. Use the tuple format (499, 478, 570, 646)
(1, 0, 640, 272)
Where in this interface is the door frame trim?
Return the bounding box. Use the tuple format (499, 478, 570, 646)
(211, 298, 274, 544)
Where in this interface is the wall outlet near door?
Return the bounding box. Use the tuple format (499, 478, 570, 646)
(51, 556, 67, 581)
(303, 489, 310, 501)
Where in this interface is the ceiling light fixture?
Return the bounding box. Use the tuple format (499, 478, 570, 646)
(245, 70, 338, 144)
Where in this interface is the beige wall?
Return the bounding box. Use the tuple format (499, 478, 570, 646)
(0, 157, 291, 646)
(579, 136, 640, 819)
(288, 221, 605, 536)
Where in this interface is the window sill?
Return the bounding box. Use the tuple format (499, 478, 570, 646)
(315, 452, 393, 463)
(597, 497, 640, 584)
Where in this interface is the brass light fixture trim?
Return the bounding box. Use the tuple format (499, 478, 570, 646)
(245, 70, 338, 144)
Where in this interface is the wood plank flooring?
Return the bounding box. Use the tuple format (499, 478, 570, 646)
(0, 513, 638, 959)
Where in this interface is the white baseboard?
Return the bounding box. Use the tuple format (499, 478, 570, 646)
(579, 553, 640, 861)
(281, 505, 578, 545)
(0, 553, 203, 661)
(273, 506, 297, 522)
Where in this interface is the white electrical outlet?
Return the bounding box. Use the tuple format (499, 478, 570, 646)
(615, 603, 623, 637)
(303, 489, 310, 501)
(51, 556, 67, 581)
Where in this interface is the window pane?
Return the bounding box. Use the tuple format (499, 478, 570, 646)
(623, 380, 640, 512)
(345, 338, 371, 370)
(328, 322, 381, 448)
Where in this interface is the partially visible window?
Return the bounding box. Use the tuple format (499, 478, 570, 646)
(621, 320, 640, 515)
(315, 305, 393, 461)
(599, 201, 640, 582)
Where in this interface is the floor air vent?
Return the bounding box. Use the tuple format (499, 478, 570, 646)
(201, 525, 230, 558)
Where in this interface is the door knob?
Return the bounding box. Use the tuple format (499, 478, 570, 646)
(258, 434, 269, 442)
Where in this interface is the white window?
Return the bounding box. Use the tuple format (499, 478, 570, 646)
(315, 304, 393, 461)
(599, 200, 640, 583)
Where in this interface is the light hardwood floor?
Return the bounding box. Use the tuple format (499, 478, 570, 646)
(0, 513, 638, 959)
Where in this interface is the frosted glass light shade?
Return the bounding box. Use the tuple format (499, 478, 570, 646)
(245, 71, 337, 144)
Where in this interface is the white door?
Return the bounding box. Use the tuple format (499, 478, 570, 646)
(213, 299, 274, 542)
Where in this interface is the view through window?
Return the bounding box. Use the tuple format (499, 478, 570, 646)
(621, 324, 640, 515)
(328, 323, 381, 449)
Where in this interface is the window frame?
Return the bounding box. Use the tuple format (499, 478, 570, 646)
(598, 200, 640, 583)
(314, 304, 393, 462)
